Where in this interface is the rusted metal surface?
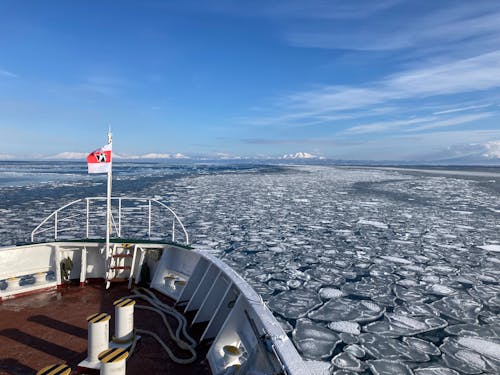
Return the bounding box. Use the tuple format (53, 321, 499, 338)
(0, 281, 210, 375)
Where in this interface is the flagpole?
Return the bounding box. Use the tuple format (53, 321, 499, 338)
(105, 130, 112, 289)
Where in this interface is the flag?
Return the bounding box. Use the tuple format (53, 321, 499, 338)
(87, 143, 112, 174)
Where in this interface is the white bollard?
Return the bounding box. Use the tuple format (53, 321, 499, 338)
(86, 313, 111, 364)
(99, 347, 128, 375)
(113, 298, 136, 344)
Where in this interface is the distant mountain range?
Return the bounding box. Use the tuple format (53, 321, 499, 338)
(281, 152, 324, 160)
(1, 144, 499, 165)
(43, 152, 190, 160)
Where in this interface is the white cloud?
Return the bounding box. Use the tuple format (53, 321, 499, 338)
(346, 116, 437, 135)
(286, 2, 500, 54)
(483, 140, 500, 158)
(249, 50, 500, 129)
(407, 113, 493, 132)
(433, 104, 492, 115)
(0, 153, 15, 160)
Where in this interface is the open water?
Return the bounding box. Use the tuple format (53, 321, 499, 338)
(0, 161, 499, 374)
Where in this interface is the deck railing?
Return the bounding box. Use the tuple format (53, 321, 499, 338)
(31, 197, 189, 245)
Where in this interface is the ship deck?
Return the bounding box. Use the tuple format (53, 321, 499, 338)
(0, 281, 211, 375)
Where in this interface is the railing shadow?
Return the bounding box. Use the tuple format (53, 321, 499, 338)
(0, 328, 83, 363)
(0, 358, 35, 375)
(28, 315, 87, 339)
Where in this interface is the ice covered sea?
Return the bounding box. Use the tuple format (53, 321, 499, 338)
(1, 161, 500, 375)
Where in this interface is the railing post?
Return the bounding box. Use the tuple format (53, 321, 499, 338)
(118, 198, 122, 238)
(54, 211, 58, 240)
(148, 200, 152, 239)
(86, 198, 90, 238)
(172, 219, 175, 243)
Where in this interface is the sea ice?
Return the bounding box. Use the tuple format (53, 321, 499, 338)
(331, 352, 365, 372)
(267, 289, 322, 319)
(308, 298, 385, 323)
(327, 321, 361, 335)
(292, 319, 342, 360)
(457, 337, 500, 361)
(477, 244, 500, 252)
(357, 219, 388, 229)
(379, 255, 412, 264)
(344, 344, 365, 358)
(414, 367, 460, 375)
(364, 313, 447, 337)
(358, 333, 429, 362)
(367, 359, 413, 375)
(403, 337, 440, 356)
(431, 295, 482, 324)
(318, 287, 345, 299)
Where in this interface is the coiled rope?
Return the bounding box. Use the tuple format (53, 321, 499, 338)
(123, 287, 197, 364)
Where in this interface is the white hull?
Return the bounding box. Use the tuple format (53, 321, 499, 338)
(0, 241, 310, 374)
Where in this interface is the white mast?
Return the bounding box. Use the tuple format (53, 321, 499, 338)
(105, 129, 112, 289)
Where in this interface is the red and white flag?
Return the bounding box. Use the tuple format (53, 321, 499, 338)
(87, 143, 112, 174)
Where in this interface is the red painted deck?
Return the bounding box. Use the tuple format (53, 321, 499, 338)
(0, 282, 211, 375)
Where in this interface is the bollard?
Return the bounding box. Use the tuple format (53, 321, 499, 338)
(113, 298, 136, 344)
(99, 347, 128, 375)
(86, 313, 111, 364)
(37, 363, 71, 375)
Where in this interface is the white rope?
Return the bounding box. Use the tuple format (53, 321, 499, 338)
(132, 287, 196, 347)
(120, 287, 197, 364)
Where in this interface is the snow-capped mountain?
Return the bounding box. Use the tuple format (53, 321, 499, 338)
(281, 152, 319, 159)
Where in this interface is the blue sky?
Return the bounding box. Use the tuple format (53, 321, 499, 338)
(1, 0, 500, 161)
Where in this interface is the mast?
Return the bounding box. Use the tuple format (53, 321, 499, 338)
(105, 129, 112, 289)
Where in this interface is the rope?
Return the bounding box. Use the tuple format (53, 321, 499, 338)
(121, 287, 197, 364)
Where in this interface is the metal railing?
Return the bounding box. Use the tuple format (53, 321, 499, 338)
(31, 197, 190, 245)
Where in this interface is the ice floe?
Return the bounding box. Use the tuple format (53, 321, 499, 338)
(292, 319, 342, 360)
(268, 289, 322, 319)
(327, 321, 361, 335)
(308, 298, 385, 323)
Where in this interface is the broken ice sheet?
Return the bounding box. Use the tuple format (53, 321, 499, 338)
(331, 352, 365, 372)
(367, 359, 413, 375)
(292, 319, 342, 360)
(431, 295, 483, 323)
(318, 287, 345, 299)
(327, 321, 361, 335)
(267, 289, 322, 319)
(393, 285, 430, 303)
(440, 336, 500, 374)
(359, 333, 430, 362)
(414, 367, 460, 375)
(308, 298, 385, 323)
(344, 344, 365, 358)
(403, 337, 440, 356)
(342, 277, 393, 298)
(364, 312, 448, 337)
